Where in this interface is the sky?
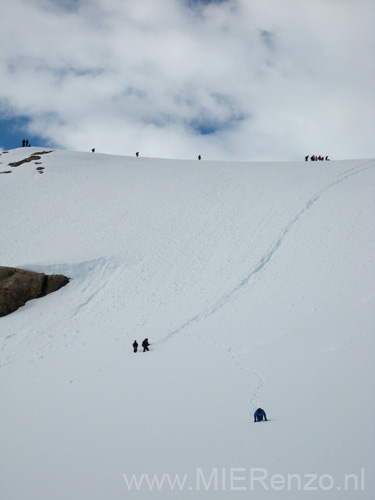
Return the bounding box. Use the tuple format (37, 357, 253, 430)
(1, 0, 374, 161)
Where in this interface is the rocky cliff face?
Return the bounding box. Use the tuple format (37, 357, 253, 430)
(0, 266, 69, 317)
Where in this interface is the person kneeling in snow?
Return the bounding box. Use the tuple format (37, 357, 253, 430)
(254, 408, 267, 422)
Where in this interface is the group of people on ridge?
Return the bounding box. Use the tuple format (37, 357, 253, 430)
(305, 155, 329, 161)
(133, 338, 150, 353)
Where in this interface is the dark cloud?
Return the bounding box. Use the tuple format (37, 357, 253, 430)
(185, 0, 230, 6)
(42, 0, 81, 12)
(260, 30, 276, 53)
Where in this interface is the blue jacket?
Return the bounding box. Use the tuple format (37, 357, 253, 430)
(254, 408, 267, 421)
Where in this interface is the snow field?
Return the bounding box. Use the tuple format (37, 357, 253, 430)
(0, 148, 374, 499)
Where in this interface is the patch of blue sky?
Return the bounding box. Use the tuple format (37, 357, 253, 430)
(260, 30, 276, 53)
(181, 91, 248, 135)
(184, 0, 230, 14)
(43, 0, 81, 13)
(185, 0, 229, 6)
(188, 112, 246, 136)
(190, 120, 219, 135)
(0, 114, 54, 151)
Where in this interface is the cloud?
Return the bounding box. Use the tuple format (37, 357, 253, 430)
(0, 0, 374, 160)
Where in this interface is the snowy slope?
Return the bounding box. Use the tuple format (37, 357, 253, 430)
(1, 148, 374, 499)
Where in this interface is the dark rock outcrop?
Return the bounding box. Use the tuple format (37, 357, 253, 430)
(8, 150, 53, 168)
(0, 266, 69, 317)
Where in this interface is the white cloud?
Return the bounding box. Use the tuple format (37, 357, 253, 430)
(1, 0, 374, 160)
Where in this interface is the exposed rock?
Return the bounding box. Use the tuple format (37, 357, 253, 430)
(9, 155, 42, 167)
(8, 150, 53, 168)
(0, 266, 69, 317)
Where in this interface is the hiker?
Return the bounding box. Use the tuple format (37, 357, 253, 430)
(92, 148, 95, 153)
(135, 152, 139, 157)
(254, 408, 267, 422)
(142, 338, 150, 352)
(133, 340, 138, 353)
(310, 155, 315, 161)
(22, 139, 26, 147)
(325, 156, 330, 161)
(305, 155, 309, 161)
(198, 155, 201, 160)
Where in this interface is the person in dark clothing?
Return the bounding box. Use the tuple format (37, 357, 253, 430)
(325, 156, 330, 161)
(254, 408, 267, 422)
(142, 338, 150, 352)
(133, 340, 138, 353)
(198, 155, 201, 160)
(22, 139, 26, 147)
(92, 148, 95, 153)
(310, 155, 315, 161)
(305, 155, 309, 161)
(135, 152, 139, 157)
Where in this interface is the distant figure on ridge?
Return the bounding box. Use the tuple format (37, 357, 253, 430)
(22, 139, 26, 147)
(254, 408, 267, 422)
(325, 156, 330, 161)
(135, 152, 139, 157)
(92, 148, 95, 153)
(133, 340, 138, 353)
(142, 338, 150, 352)
(198, 155, 201, 160)
(305, 155, 309, 161)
